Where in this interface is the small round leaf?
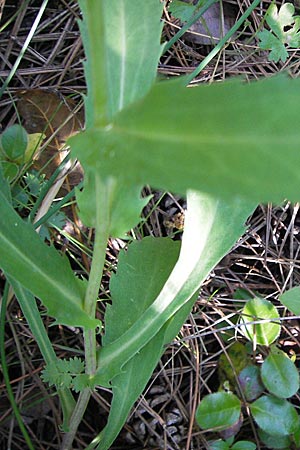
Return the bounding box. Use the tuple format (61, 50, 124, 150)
(258, 428, 291, 449)
(250, 395, 299, 436)
(231, 441, 256, 450)
(1, 161, 19, 181)
(0, 124, 28, 161)
(261, 350, 299, 398)
(240, 297, 280, 345)
(238, 365, 264, 401)
(208, 440, 230, 450)
(196, 392, 241, 431)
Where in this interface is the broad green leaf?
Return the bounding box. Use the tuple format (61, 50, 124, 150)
(261, 349, 299, 398)
(279, 286, 300, 315)
(1, 161, 19, 182)
(75, 174, 150, 236)
(239, 298, 280, 346)
(75, 0, 163, 235)
(70, 75, 300, 205)
(96, 237, 182, 450)
(258, 428, 291, 449)
(78, 0, 163, 127)
(0, 190, 98, 329)
(103, 0, 164, 118)
(94, 192, 254, 385)
(0, 124, 28, 161)
(250, 395, 299, 436)
(231, 442, 256, 450)
(169, 0, 196, 23)
(196, 391, 241, 431)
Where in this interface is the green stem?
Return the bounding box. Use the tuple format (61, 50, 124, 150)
(63, 175, 111, 448)
(184, 0, 261, 84)
(61, 389, 91, 450)
(0, 0, 49, 99)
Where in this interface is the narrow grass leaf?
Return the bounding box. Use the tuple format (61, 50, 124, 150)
(10, 279, 76, 428)
(0, 191, 98, 328)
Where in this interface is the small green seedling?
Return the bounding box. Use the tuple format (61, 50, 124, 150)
(0, 124, 44, 181)
(258, 3, 300, 62)
(196, 297, 300, 448)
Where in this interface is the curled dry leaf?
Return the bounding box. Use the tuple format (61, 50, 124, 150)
(181, 0, 236, 45)
(17, 89, 84, 186)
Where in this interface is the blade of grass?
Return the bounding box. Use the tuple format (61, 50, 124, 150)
(184, 0, 261, 84)
(163, 0, 218, 53)
(9, 279, 76, 430)
(0, 282, 35, 450)
(0, 0, 49, 99)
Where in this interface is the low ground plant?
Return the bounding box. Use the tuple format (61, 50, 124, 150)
(1, 1, 300, 448)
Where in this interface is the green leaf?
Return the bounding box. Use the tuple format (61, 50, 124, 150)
(208, 440, 230, 450)
(238, 365, 264, 401)
(72, 374, 90, 393)
(250, 395, 299, 436)
(78, 0, 163, 128)
(196, 391, 241, 431)
(68, 357, 85, 374)
(103, 0, 164, 119)
(0, 124, 28, 161)
(75, 0, 163, 235)
(75, 175, 150, 236)
(231, 442, 256, 450)
(279, 286, 300, 315)
(239, 297, 280, 346)
(94, 192, 254, 385)
(169, 0, 196, 22)
(70, 75, 300, 205)
(10, 280, 75, 429)
(1, 161, 19, 182)
(258, 428, 292, 449)
(258, 3, 300, 62)
(261, 349, 299, 398)
(0, 190, 98, 329)
(97, 237, 182, 450)
(218, 342, 249, 389)
(258, 29, 288, 63)
(0, 164, 12, 202)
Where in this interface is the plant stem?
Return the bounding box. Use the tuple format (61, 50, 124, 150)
(61, 389, 91, 450)
(62, 175, 111, 449)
